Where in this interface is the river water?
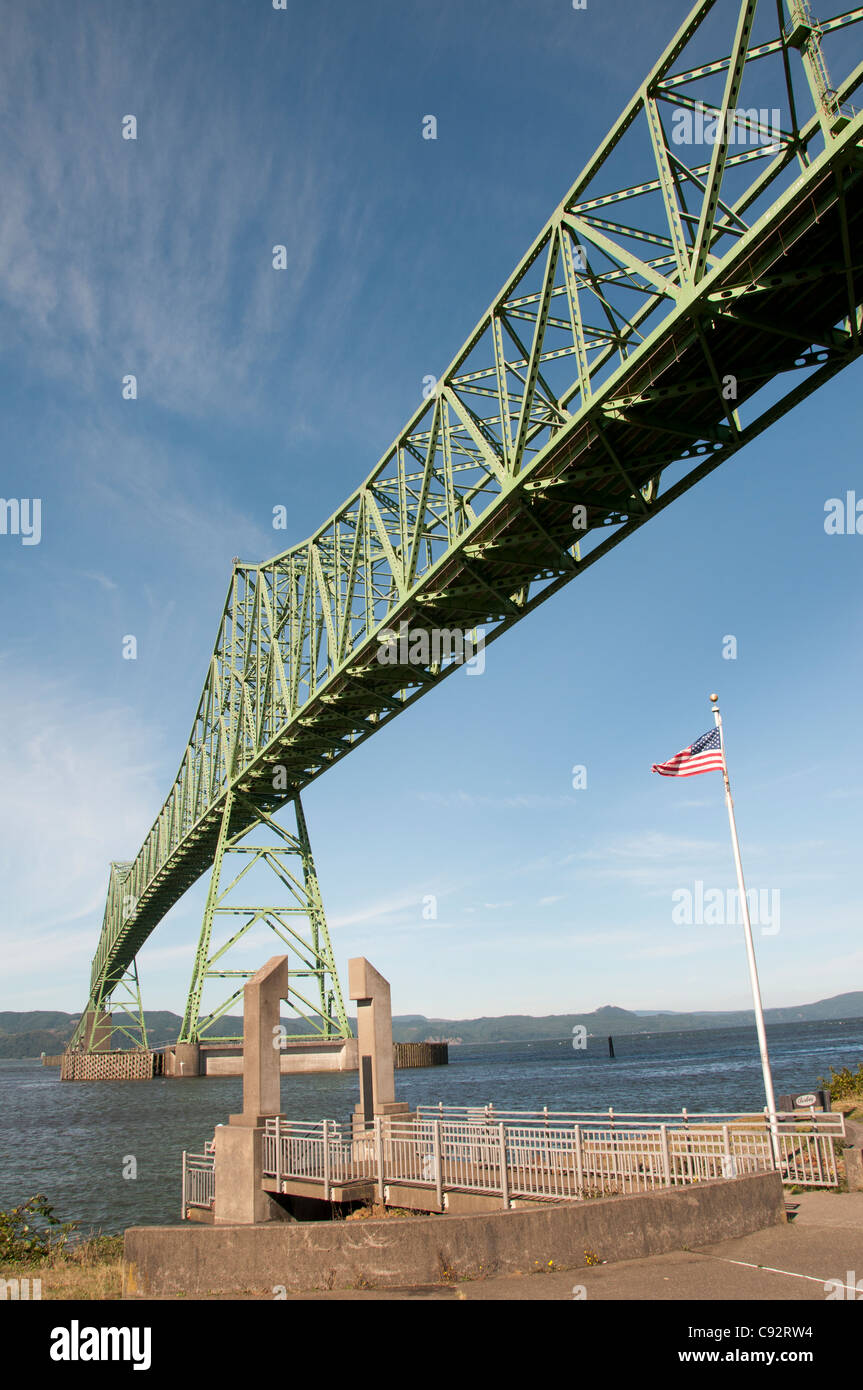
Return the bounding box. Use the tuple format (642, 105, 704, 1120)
(1, 1017, 860, 1234)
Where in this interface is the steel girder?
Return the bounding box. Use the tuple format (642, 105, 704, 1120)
(73, 0, 863, 1047)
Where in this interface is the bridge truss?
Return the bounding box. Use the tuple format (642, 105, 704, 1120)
(72, 0, 863, 1050)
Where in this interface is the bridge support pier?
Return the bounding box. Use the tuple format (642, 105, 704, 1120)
(166, 1043, 200, 1077)
(179, 789, 350, 1049)
(69, 955, 149, 1057)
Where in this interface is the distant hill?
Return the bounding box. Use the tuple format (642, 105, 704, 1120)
(1, 992, 861, 1057)
(389, 993, 863, 1044)
(0, 1011, 79, 1034)
(0, 1011, 345, 1057)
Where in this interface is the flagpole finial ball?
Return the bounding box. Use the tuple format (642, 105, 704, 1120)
(710, 693, 718, 703)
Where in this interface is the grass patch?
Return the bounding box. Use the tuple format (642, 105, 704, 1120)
(1, 1195, 123, 1300)
(828, 1092, 863, 1122)
(4, 1237, 125, 1300)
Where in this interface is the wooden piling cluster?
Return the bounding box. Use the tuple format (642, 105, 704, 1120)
(393, 1041, 448, 1069)
(60, 1050, 161, 1081)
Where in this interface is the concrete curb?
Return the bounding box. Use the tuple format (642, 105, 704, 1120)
(124, 1171, 785, 1296)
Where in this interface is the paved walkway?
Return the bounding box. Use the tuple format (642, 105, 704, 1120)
(278, 1192, 863, 1301)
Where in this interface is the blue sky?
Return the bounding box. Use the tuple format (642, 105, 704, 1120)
(1, 0, 861, 1022)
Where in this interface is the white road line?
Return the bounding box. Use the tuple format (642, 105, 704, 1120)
(703, 1255, 855, 1292)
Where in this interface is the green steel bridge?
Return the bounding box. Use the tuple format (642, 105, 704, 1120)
(71, 0, 863, 1052)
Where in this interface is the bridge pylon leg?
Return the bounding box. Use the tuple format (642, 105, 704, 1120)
(72, 958, 149, 1053)
(178, 790, 349, 1046)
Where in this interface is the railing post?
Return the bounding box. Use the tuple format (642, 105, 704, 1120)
(763, 1106, 774, 1171)
(181, 1150, 187, 1221)
(499, 1121, 509, 1209)
(433, 1119, 443, 1210)
(722, 1123, 733, 1179)
(682, 1108, 692, 1181)
(608, 1108, 617, 1187)
(660, 1124, 671, 1187)
(374, 1115, 385, 1206)
(574, 1123, 583, 1197)
(323, 1119, 331, 1202)
(275, 1118, 282, 1192)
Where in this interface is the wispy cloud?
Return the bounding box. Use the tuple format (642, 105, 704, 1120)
(575, 831, 728, 888)
(79, 570, 119, 592)
(0, 666, 166, 1003)
(418, 790, 576, 810)
(329, 888, 441, 932)
(0, 6, 371, 425)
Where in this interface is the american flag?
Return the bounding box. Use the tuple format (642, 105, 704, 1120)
(651, 727, 724, 777)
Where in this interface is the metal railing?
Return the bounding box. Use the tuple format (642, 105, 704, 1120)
(257, 1108, 844, 1207)
(181, 1141, 215, 1215)
(417, 1103, 845, 1128)
(416, 1105, 845, 1190)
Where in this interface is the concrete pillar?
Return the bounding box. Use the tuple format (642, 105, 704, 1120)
(213, 1125, 290, 1224)
(82, 1011, 112, 1052)
(214, 955, 290, 1224)
(170, 1043, 200, 1077)
(349, 957, 409, 1126)
(230, 955, 289, 1126)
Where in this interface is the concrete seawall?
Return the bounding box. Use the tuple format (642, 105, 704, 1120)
(124, 1171, 785, 1296)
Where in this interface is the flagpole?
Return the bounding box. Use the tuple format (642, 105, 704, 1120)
(710, 693, 781, 1166)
